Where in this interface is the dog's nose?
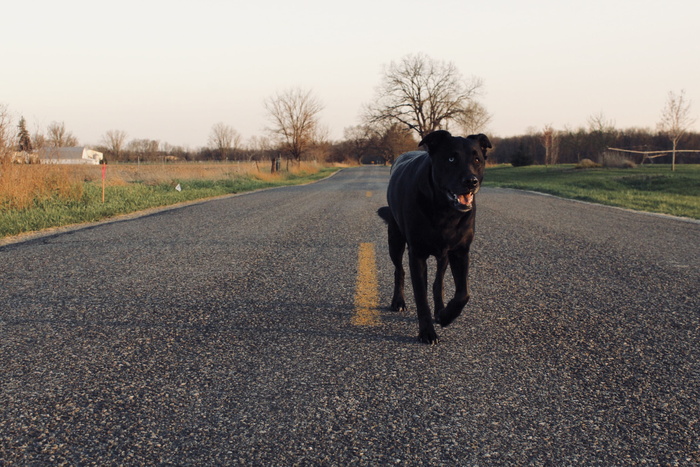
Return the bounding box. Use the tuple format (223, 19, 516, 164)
(463, 175, 479, 190)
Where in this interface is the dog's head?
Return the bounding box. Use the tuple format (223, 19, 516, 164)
(419, 130, 491, 213)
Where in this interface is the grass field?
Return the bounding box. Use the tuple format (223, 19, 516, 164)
(0, 161, 339, 238)
(484, 164, 700, 220)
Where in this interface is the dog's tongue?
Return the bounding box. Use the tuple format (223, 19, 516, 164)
(458, 193, 474, 206)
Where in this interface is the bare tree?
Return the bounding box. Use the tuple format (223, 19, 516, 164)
(587, 111, 616, 133)
(541, 124, 560, 166)
(350, 121, 417, 165)
(587, 112, 617, 161)
(102, 129, 128, 160)
(0, 104, 13, 159)
(344, 125, 374, 164)
(208, 122, 241, 161)
(47, 121, 78, 147)
(264, 87, 324, 162)
(458, 101, 492, 135)
(247, 135, 278, 172)
(128, 139, 160, 162)
(365, 53, 486, 138)
(658, 90, 696, 171)
(32, 123, 47, 151)
(377, 123, 417, 164)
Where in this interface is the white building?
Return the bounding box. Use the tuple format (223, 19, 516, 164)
(39, 147, 103, 165)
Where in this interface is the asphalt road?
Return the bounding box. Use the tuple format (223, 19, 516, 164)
(1, 166, 698, 465)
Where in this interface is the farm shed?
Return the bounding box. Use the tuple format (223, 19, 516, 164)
(39, 147, 103, 165)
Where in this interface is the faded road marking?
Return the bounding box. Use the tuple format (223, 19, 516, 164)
(352, 242, 380, 326)
(365, 191, 373, 197)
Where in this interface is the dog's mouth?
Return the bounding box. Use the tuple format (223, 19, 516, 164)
(447, 190, 476, 212)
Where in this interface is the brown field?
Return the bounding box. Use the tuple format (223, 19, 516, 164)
(0, 160, 325, 211)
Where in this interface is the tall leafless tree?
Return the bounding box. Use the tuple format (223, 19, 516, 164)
(47, 121, 78, 147)
(458, 101, 492, 135)
(541, 124, 560, 166)
(102, 129, 128, 160)
(32, 124, 47, 151)
(264, 87, 324, 162)
(208, 122, 241, 161)
(365, 53, 487, 139)
(343, 125, 374, 164)
(0, 104, 13, 159)
(658, 90, 696, 171)
(587, 111, 616, 134)
(248, 135, 279, 172)
(128, 139, 160, 162)
(586, 112, 617, 162)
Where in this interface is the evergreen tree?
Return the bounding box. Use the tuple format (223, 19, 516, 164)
(18, 116, 32, 152)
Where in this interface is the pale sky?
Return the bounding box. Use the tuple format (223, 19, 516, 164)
(2, 0, 699, 148)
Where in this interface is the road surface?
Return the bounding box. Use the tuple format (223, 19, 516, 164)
(1, 166, 698, 464)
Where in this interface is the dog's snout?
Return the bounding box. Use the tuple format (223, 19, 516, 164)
(463, 175, 479, 190)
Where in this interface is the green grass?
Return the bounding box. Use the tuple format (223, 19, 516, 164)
(0, 168, 338, 238)
(484, 164, 700, 219)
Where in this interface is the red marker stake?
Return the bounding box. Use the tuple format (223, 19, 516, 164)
(101, 163, 106, 203)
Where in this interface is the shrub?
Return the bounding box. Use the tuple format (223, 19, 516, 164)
(575, 158, 602, 169)
(510, 144, 534, 167)
(601, 152, 637, 169)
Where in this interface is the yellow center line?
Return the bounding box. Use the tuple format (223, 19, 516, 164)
(352, 242, 381, 326)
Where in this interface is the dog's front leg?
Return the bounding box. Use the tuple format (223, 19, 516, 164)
(408, 251, 439, 344)
(433, 254, 448, 320)
(436, 249, 471, 328)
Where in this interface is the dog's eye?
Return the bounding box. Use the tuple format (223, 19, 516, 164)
(448, 157, 455, 163)
(474, 158, 482, 167)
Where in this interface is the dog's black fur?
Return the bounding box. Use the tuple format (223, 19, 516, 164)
(378, 130, 492, 344)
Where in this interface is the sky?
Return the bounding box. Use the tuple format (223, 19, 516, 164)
(2, 0, 699, 148)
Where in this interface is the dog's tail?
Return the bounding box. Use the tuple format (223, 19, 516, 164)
(377, 206, 393, 224)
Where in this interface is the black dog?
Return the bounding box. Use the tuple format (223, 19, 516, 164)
(378, 130, 491, 344)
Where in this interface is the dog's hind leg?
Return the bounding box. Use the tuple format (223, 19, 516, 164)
(432, 254, 448, 320)
(387, 218, 407, 312)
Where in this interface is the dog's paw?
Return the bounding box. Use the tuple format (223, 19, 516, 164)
(391, 297, 406, 312)
(418, 328, 440, 345)
(436, 307, 462, 327)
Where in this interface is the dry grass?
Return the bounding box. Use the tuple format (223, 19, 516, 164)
(575, 158, 602, 169)
(99, 161, 256, 185)
(601, 152, 637, 169)
(80, 160, 322, 185)
(0, 160, 323, 211)
(0, 160, 84, 210)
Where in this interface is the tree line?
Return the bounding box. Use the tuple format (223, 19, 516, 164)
(485, 91, 699, 168)
(2, 54, 696, 168)
(490, 126, 700, 167)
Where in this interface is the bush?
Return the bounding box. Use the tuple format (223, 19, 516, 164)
(601, 152, 636, 169)
(575, 158, 602, 169)
(510, 144, 534, 167)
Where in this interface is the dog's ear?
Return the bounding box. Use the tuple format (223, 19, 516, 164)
(419, 130, 452, 154)
(467, 133, 492, 158)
